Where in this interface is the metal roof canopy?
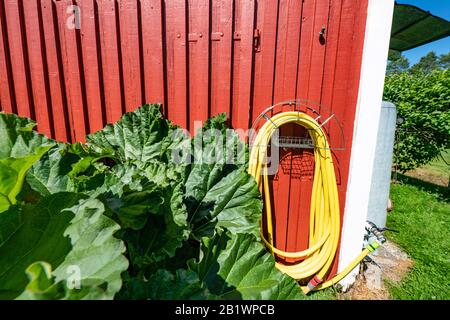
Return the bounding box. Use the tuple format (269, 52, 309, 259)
(390, 3, 450, 52)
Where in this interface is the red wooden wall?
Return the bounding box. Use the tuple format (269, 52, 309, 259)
(0, 0, 368, 278)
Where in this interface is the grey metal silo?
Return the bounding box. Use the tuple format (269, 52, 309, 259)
(367, 101, 397, 228)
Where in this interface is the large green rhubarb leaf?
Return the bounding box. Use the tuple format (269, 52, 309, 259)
(27, 141, 116, 197)
(25, 145, 80, 196)
(0, 112, 79, 196)
(0, 193, 128, 299)
(0, 113, 54, 159)
(118, 269, 209, 300)
(17, 262, 114, 300)
(187, 168, 262, 239)
(186, 114, 261, 239)
(122, 184, 190, 269)
(86, 104, 189, 165)
(189, 231, 304, 300)
(72, 164, 165, 231)
(0, 146, 52, 213)
(67, 161, 190, 269)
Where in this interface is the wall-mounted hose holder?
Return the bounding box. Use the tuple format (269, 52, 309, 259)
(249, 99, 346, 153)
(248, 100, 376, 294)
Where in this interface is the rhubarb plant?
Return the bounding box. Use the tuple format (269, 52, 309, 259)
(0, 105, 304, 300)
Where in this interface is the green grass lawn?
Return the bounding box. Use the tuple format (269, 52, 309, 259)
(422, 149, 450, 179)
(386, 176, 450, 300)
(308, 166, 449, 300)
(405, 149, 450, 187)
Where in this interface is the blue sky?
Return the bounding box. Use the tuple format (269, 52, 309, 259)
(396, 0, 450, 64)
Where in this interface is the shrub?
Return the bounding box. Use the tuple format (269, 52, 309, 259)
(383, 69, 450, 172)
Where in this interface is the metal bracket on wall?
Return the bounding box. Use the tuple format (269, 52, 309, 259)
(211, 32, 224, 41)
(253, 29, 261, 52)
(188, 33, 204, 42)
(209, 29, 261, 52)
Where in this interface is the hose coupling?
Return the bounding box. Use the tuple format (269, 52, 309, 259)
(366, 240, 381, 252)
(306, 275, 323, 292)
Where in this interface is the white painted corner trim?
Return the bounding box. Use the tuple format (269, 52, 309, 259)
(337, 0, 395, 290)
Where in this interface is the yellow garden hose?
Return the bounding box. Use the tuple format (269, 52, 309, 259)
(248, 111, 381, 294)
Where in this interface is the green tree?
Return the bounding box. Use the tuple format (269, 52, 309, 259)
(386, 51, 410, 74)
(410, 51, 440, 74)
(438, 52, 450, 70)
(384, 69, 450, 172)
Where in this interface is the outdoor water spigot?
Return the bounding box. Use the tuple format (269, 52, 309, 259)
(366, 221, 387, 244)
(379, 227, 399, 233)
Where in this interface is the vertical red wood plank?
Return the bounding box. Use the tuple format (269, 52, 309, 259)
(327, 0, 368, 278)
(305, 0, 329, 102)
(270, 0, 290, 255)
(165, 0, 187, 128)
(4, 0, 32, 118)
(210, 0, 233, 118)
(55, 0, 87, 142)
(273, 0, 302, 102)
(320, 0, 343, 211)
(271, 7, 302, 239)
(78, 0, 104, 133)
(251, 0, 279, 122)
(289, 0, 330, 255)
(22, 0, 53, 137)
(40, 0, 69, 142)
(188, 0, 209, 133)
(320, 0, 341, 111)
(296, 0, 315, 100)
(141, 0, 165, 108)
(287, 130, 314, 253)
(270, 125, 291, 254)
(231, 0, 255, 132)
(119, 0, 141, 112)
(97, 0, 124, 124)
(0, 0, 14, 113)
(328, 0, 363, 202)
(270, 0, 303, 256)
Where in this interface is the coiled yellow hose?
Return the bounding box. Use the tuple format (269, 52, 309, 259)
(248, 111, 377, 293)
